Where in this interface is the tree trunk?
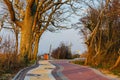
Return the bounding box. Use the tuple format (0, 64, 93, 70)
(33, 37, 39, 60)
(20, 29, 32, 57)
(33, 34, 42, 60)
(28, 35, 33, 60)
(15, 31, 19, 54)
(20, 17, 33, 59)
(110, 56, 120, 70)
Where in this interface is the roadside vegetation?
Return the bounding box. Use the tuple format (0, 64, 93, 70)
(0, 36, 35, 80)
(73, 0, 120, 76)
(71, 52, 87, 66)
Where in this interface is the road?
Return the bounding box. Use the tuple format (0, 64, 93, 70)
(21, 60, 117, 80)
(51, 60, 112, 80)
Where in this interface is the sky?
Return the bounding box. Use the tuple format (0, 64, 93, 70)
(38, 29, 87, 55)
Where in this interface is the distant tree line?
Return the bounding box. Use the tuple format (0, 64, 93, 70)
(51, 43, 72, 59)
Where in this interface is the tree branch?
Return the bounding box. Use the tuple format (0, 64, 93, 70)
(40, 5, 61, 34)
(25, 0, 35, 19)
(40, 1, 68, 15)
(29, 0, 35, 8)
(4, 0, 15, 21)
(32, 0, 45, 32)
(3, 0, 22, 28)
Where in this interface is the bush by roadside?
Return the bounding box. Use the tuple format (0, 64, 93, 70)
(72, 60, 120, 78)
(71, 60, 85, 65)
(0, 53, 36, 80)
(0, 36, 35, 80)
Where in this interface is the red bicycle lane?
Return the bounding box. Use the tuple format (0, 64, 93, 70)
(51, 60, 111, 80)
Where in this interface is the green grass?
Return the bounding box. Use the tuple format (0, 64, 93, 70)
(111, 70, 120, 76)
(72, 60, 85, 65)
(72, 61, 120, 77)
(28, 60, 36, 66)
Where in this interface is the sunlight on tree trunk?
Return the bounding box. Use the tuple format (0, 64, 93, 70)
(3, 0, 80, 63)
(20, 24, 33, 58)
(33, 34, 42, 60)
(110, 49, 120, 70)
(110, 56, 120, 70)
(20, 16, 34, 59)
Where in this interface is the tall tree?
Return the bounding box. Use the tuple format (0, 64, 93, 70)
(80, 0, 120, 69)
(3, 0, 81, 61)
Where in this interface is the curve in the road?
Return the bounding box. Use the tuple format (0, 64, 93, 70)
(50, 61, 68, 80)
(51, 60, 111, 80)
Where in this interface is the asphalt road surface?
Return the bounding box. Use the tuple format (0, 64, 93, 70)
(51, 60, 111, 80)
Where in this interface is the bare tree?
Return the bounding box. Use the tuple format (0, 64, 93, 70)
(2, 0, 82, 61)
(80, 0, 120, 69)
(51, 42, 72, 59)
